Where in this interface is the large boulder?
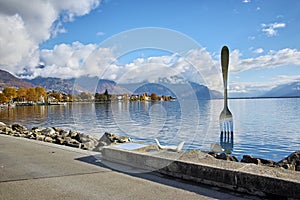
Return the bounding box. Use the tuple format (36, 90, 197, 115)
(276, 151, 300, 171)
(241, 155, 275, 167)
(0, 122, 6, 129)
(40, 127, 56, 138)
(12, 123, 27, 132)
(70, 130, 80, 141)
(215, 153, 238, 162)
(93, 132, 131, 151)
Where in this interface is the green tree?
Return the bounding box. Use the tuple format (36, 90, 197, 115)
(95, 93, 107, 101)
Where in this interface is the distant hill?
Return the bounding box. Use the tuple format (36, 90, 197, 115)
(24, 76, 76, 94)
(262, 82, 300, 98)
(0, 69, 33, 89)
(25, 76, 130, 94)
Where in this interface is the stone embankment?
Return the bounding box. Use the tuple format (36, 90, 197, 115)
(0, 121, 299, 172)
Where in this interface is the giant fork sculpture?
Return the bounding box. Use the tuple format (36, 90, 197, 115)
(219, 46, 233, 153)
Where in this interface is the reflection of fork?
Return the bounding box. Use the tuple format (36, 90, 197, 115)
(219, 46, 233, 151)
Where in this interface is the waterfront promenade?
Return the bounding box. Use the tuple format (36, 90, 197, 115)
(0, 134, 257, 200)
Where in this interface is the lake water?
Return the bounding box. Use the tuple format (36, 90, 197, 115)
(1, 98, 299, 161)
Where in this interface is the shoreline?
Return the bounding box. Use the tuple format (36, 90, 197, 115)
(0, 121, 299, 172)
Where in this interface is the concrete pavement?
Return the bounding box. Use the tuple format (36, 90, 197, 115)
(0, 134, 259, 200)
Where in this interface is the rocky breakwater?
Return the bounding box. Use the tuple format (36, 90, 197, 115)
(206, 151, 300, 172)
(0, 122, 130, 151)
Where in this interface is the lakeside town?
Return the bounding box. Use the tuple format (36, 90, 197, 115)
(0, 86, 176, 108)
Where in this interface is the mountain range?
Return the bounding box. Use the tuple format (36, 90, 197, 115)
(0, 69, 33, 88)
(262, 82, 300, 98)
(1, 68, 299, 99)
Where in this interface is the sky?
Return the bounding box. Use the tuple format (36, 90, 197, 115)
(0, 0, 300, 96)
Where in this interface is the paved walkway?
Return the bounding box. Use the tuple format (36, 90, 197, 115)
(0, 134, 259, 200)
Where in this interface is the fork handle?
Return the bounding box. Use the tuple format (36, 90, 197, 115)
(221, 46, 229, 107)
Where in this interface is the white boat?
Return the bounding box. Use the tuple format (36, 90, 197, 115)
(48, 102, 67, 105)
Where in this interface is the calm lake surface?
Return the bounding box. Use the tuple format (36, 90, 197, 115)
(1, 98, 299, 161)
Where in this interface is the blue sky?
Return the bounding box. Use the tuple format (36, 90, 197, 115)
(0, 0, 299, 96)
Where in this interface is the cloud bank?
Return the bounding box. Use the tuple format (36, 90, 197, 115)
(0, 0, 100, 73)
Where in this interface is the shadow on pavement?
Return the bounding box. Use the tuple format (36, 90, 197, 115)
(75, 154, 261, 200)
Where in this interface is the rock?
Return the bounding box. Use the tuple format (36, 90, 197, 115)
(3, 127, 13, 135)
(0, 122, 6, 129)
(81, 140, 97, 151)
(36, 135, 45, 141)
(12, 124, 27, 132)
(18, 133, 27, 138)
(241, 155, 276, 167)
(276, 150, 300, 171)
(117, 135, 131, 143)
(54, 136, 65, 144)
(215, 153, 238, 162)
(98, 132, 114, 146)
(91, 132, 130, 152)
(52, 127, 62, 132)
(44, 136, 54, 143)
(241, 155, 260, 164)
(24, 132, 34, 139)
(66, 138, 80, 148)
(259, 158, 276, 167)
(70, 131, 80, 141)
(99, 132, 131, 144)
(32, 127, 44, 131)
(41, 127, 56, 138)
(60, 130, 69, 138)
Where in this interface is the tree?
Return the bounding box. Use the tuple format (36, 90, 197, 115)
(67, 94, 74, 102)
(151, 93, 159, 101)
(0, 93, 9, 103)
(17, 88, 27, 102)
(48, 91, 64, 102)
(2, 87, 17, 100)
(26, 88, 38, 102)
(95, 93, 107, 101)
(35, 87, 47, 102)
(79, 92, 89, 100)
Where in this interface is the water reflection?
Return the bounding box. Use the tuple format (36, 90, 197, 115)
(0, 105, 48, 125)
(1, 99, 299, 161)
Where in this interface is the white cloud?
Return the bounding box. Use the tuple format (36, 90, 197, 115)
(96, 31, 105, 36)
(261, 22, 286, 37)
(67, 47, 222, 91)
(36, 42, 99, 78)
(230, 48, 300, 72)
(0, 14, 36, 72)
(248, 36, 255, 40)
(0, 0, 101, 72)
(243, 0, 251, 3)
(252, 48, 264, 54)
